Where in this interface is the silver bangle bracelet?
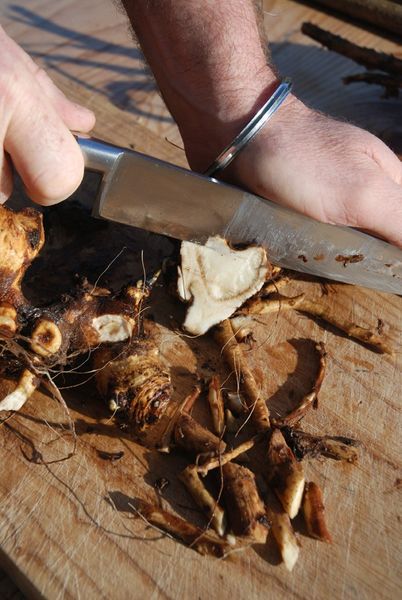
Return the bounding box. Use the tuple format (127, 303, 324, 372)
(204, 78, 293, 178)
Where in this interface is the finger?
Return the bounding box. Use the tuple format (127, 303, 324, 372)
(34, 67, 96, 133)
(5, 84, 85, 206)
(351, 176, 402, 248)
(0, 151, 13, 204)
(0, 27, 95, 133)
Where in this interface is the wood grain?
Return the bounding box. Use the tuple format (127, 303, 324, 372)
(0, 1, 401, 599)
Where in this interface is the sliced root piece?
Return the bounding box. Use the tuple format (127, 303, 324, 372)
(136, 501, 237, 557)
(267, 429, 305, 519)
(267, 497, 300, 571)
(274, 342, 327, 428)
(179, 465, 227, 537)
(303, 481, 332, 543)
(197, 435, 261, 477)
(215, 319, 269, 432)
(208, 376, 225, 436)
(223, 462, 269, 544)
(94, 338, 171, 432)
(174, 412, 226, 458)
(283, 428, 360, 463)
(178, 236, 271, 335)
(296, 299, 392, 354)
(0, 369, 39, 412)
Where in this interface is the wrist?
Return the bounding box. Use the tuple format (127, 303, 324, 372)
(181, 74, 301, 173)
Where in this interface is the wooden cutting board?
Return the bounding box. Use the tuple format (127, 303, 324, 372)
(0, 1, 401, 599)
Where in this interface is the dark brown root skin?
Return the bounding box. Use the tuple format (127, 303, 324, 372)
(94, 336, 171, 433)
(135, 501, 237, 557)
(303, 481, 332, 543)
(174, 412, 226, 457)
(282, 428, 360, 463)
(223, 462, 269, 544)
(272, 342, 327, 428)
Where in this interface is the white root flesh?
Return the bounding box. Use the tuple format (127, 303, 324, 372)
(0, 370, 38, 411)
(267, 429, 305, 519)
(91, 314, 134, 343)
(268, 507, 300, 571)
(208, 376, 225, 436)
(178, 236, 270, 335)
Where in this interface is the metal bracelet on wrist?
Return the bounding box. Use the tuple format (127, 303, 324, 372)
(204, 78, 293, 178)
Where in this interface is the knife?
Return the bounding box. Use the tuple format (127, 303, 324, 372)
(77, 136, 402, 295)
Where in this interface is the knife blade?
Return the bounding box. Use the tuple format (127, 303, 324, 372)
(77, 136, 402, 295)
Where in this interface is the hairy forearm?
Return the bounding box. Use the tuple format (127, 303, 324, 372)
(121, 0, 278, 169)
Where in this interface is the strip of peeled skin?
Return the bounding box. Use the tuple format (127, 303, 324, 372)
(178, 236, 271, 335)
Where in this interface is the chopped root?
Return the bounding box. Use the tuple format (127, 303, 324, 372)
(242, 293, 305, 316)
(179, 465, 227, 536)
(134, 501, 237, 557)
(303, 481, 332, 543)
(296, 299, 392, 354)
(267, 429, 305, 519)
(239, 291, 392, 354)
(208, 376, 225, 436)
(267, 497, 300, 571)
(0, 369, 39, 412)
(174, 412, 226, 458)
(197, 435, 261, 477)
(223, 462, 269, 543)
(215, 320, 269, 432)
(283, 428, 360, 463)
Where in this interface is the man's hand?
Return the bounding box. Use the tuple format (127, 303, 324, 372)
(0, 25, 95, 205)
(219, 97, 402, 248)
(123, 0, 402, 248)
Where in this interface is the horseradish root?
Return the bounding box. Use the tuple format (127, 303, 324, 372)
(223, 462, 269, 544)
(179, 465, 227, 537)
(135, 501, 236, 557)
(94, 338, 171, 432)
(0, 369, 39, 412)
(303, 482, 332, 543)
(267, 500, 300, 571)
(267, 429, 305, 519)
(207, 376, 225, 436)
(174, 412, 226, 458)
(215, 319, 270, 432)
